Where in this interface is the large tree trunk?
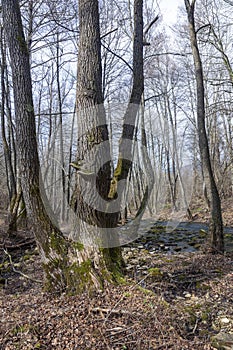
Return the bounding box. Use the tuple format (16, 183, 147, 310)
(109, 0, 144, 200)
(3, 0, 149, 293)
(3, 0, 123, 294)
(3, 0, 68, 293)
(70, 0, 149, 255)
(184, 0, 224, 253)
(70, 0, 125, 276)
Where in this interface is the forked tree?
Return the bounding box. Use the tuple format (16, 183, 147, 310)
(3, 0, 147, 292)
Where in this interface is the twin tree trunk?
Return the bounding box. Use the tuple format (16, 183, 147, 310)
(184, 0, 224, 253)
(3, 0, 145, 293)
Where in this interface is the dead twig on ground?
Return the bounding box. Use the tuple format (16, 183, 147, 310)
(3, 248, 42, 284)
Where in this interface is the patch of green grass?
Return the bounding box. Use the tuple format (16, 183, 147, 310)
(121, 345, 128, 350)
(201, 308, 211, 322)
(12, 324, 29, 335)
(148, 267, 163, 277)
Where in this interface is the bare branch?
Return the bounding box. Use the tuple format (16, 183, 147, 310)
(101, 28, 118, 39)
(101, 43, 133, 71)
(3, 249, 42, 283)
(144, 15, 159, 36)
(145, 52, 188, 60)
(196, 23, 211, 35)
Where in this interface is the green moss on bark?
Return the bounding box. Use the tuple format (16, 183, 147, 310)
(72, 241, 84, 251)
(114, 158, 123, 177)
(101, 247, 126, 284)
(16, 35, 28, 53)
(41, 231, 125, 294)
(66, 260, 94, 294)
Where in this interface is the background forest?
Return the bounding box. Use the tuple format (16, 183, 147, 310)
(0, 0, 233, 349)
(1, 0, 233, 235)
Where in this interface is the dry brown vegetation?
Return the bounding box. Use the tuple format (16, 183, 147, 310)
(0, 202, 233, 350)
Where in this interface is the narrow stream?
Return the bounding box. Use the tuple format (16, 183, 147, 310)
(126, 219, 233, 253)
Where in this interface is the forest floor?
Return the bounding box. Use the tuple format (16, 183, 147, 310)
(0, 199, 233, 350)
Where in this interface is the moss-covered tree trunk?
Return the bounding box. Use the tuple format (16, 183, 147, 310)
(3, 0, 67, 293)
(3, 0, 148, 293)
(3, 0, 125, 293)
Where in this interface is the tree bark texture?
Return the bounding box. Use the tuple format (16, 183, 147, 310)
(2, 0, 71, 292)
(184, 0, 224, 253)
(3, 0, 122, 293)
(109, 0, 145, 200)
(71, 0, 125, 274)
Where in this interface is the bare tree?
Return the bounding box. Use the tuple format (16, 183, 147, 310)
(184, 0, 224, 253)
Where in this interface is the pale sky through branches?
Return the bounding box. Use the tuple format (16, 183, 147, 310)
(160, 0, 184, 24)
